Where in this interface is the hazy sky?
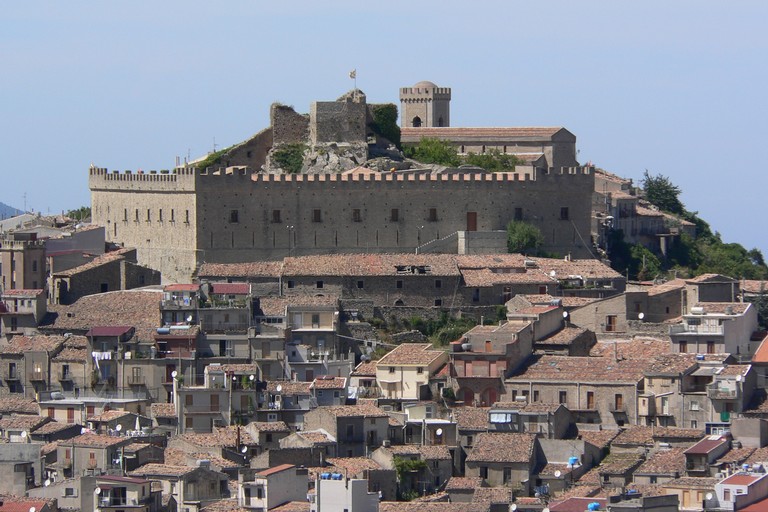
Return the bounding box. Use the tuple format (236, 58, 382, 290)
(3, 1, 767, 256)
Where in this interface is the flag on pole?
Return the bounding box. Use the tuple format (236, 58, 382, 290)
(349, 69, 356, 80)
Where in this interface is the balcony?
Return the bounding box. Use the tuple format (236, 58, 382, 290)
(29, 369, 47, 381)
(708, 383, 741, 400)
(5, 372, 20, 381)
(128, 375, 146, 386)
(670, 323, 724, 335)
(183, 405, 222, 414)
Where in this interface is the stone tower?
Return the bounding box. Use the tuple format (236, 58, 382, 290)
(399, 80, 451, 128)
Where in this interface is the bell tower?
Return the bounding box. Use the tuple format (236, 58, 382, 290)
(399, 80, 451, 128)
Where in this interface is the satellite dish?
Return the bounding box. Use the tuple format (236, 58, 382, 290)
(638, 312, 645, 320)
(549, 270, 556, 278)
(94, 487, 102, 495)
(510, 505, 518, 512)
(29, 507, 36, 512)
(562, 311, 569, 319)
(115, 424, 122, 432)
(736, 374, 743, 382)
(81, 427, 88, 434)
(171, 370, 178, 378)
(535, 492, 541, 499)
(554, 470, 562, 478)
(249, 375, 255, 381)
(435, 428, 443, 436)
(20, 431, 27, 438)
(706, 492, 713, 501)
(186, 315, 193, 322)
(241, 446, 248, 453)
(543, 508, 550, 512)
(44, 479, 51, 487)
(276, 384, 282, 393)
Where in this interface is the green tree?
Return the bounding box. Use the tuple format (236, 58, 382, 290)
(370, 104, 401, 148)
(403, 137, 461, 167)
(464, 149, 524, 172)
(66, 206, 91, 220)
(630, 244, 662, 281)
(642, 170, 685, 215)
(272, 143, 307, 174)
(506, 220, 544, 255)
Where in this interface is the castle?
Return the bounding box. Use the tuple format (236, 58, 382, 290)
(90, 81, 596, 282)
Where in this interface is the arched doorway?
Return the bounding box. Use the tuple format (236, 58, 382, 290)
(412, 116, 422, 127)
(459, 387, 474, 406)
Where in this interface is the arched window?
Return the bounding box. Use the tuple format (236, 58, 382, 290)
(438, 117, 444, 127)
(394, 299, 405, 306)
(412, 116, 422, 128)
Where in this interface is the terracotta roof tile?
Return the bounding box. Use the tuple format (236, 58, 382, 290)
(70, 433, 132, 448)
(249, 421, 290, 433)
(716, 447, 756, 466)
(0, 397, 39, 415)
(267, 381, 311, 395)
(33, 420, 80, 435)
(271, 502, 310, 512)
(445, 477, 484, 490)
(465, 432, 536, 464)
(180, 427, 257, 448)
(321, 405, 388, 418)
(472, 487, 512, 504)
(0, 334, 65, 354)
(377, 343, 445, 366)
(742, 280, 768, 294)
(282, 254, 461, 277)
(311, 376, 347, 390)
(197, 261, 283, 279)
(578, 429, 620, 450)
(692, 302, 750, 315)
(612, 426, 704, 446)
(130, 463, 198, 477)
(43, 290, 161, 341)
(635, 448, 687, 475)
(151, 403, 177, 419)
(537, 327, 589, 346)
(351, 361, 377, 377)
(0, 414, 50, 431)
(326, 457, 382, 476)
(455, 407, 489, 431)
(663, 476, 717, 489)
(380, 502, 489, 512)
(54, 247, 135, 277)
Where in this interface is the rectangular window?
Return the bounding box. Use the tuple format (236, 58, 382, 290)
(396, 280, 403, 289)
(417, 367, 424, 374)
(560, 207, 569, 220)
(352, 209, 362, 222)
(171, 209, 175, 222)
(434, 298, 442, 306)
(357, 280, 364, 289)
(435, 279, 442, 288)
(503, 467, 512, 484)
(389, 367, 396, 374)
(390, 209, 399, 222)
(429, 208, 437, 222)
(147, 209, 151, 221)
(679, 341, 688, 353)
(287, 280, 295, 289)
(690, 401, 700, 411)
(316, 280, 324, 289)
(185, 210, 190, 223)
(514, 208, 523, 221)
(707, 341, 715, 354)
(479, 466, 488, 479)
(123, 209, 128, 221)
(272, 210, 281, 223)
(135, 209, 139, 221)
(230, 210, 239, 223)
(313, 209, 322, 222)
(559, 391, 567, 404)
(159, 209, 163, 221)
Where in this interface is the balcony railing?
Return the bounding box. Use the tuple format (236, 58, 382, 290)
(708, 384, 741, 400)
(29, 369, 47, 381)
(670, 324, 724, 335)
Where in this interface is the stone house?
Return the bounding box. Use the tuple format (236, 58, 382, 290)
(488, 402, 572, 439)
(0, 232, 46, 292)
(670, 302, 759, 358)
(302, 405, 390, 458)
(632, 448, 687, 485)
(311, 471, 380, 512)
(278, 429, 337, 458)
(243, 421, 292, 454)
(86, 410, 151, 436)
(684, 435, 731, 477)
(0, 443, 45, 495)
(661, 476, 717, 510)
(50, 247, 160, 306)
(401, 401, 457, 447)
(285, 342, 354, 383)
(256, 381, 315, 430)
(238, 464, 308, 512)
(57, 433, 134, 477)
(168, 427, 258, 466)
(371, 444, 453, 496)
(50, 334, 88, 395)
(349, 361, 378, 399)
(129, 462, 230, 512)
(375, 343, 448, 401)
(150, 402, 178, 436)
(310, 376, 348, 407)
(80, 474, 161, 512)
(326, 456, 397, 501)
(450, 321, 533, 406)
(464, 432, 539, 494)
(0, 414, 51, 442)
(29, 420, 83, 444)
(454, 406, 490, 474)
(533, 327, 596, 356)
(0, 334, 65, 398)
(0, 288, 46, 337)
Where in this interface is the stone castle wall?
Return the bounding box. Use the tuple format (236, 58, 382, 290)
(271, 105, 309, 146)
(91, 166, 596, 282)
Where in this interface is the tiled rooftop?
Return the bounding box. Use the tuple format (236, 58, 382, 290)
(180, 427, 257, 448)
(43, 290, 162, 341)
(197, 261, 283, 278)
(151, 403, 177, 419)
(690, 302, 750, 315)
(311, 376, 347, 389)
(0, 414, 49, 431)
(0, 396, 40, 415)
(445, 476, 484, 490)
(578, 429, 620, 450)
(0, 334, 65, 354)
(635, 448, 687, 475)
(351, 361, 377, 377)
(380, 502, 489, 512)
(472, 487, 512, 504)
(322, 405, 388, 418)
(282, 254, 462, 277)
(377, 343, 445, 366)
(267, 381, 311, 395)
(70, 433, 131, 448)
(537, 327, 588, 346)
(54, 247, 135, 277)
(612, 426, 704, 446)
(88, 410, 133, 422)
(326, 457, 382, 476)
(465, 432, 536, 464)
(33, 420, 80, 435)
(454, 407, 490, 431)
(130, 463, 198, 477)
(249, 421, 290, 433)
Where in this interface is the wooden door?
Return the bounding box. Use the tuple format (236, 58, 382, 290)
(466, 212, 477, 231)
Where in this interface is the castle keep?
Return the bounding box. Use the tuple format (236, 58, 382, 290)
(90, 82, 596, 282)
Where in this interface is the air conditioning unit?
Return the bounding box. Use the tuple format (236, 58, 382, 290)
(382, 439, 391, 447)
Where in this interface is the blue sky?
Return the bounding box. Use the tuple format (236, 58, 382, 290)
(2, 1, 767, 257)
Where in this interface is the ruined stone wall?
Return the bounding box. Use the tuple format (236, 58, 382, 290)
(271, 104, 309, 146)
(310, 101, 367, 145)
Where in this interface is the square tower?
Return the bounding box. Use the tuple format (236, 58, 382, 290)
(399, 80, 451, 128)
